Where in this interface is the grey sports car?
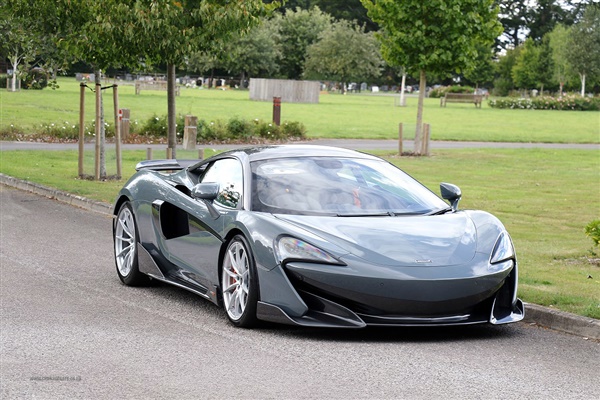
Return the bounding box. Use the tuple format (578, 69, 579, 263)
(113, 145, 524, 328)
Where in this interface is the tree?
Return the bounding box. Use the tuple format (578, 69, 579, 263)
(463, 43, 496, 89)
(493, 47, 521, 96)
(303, 20, 382, 92)
(272, 7, 332, 80)
(512, 39, 542, 91)
(495, 0, 585, 50)
(224, 20, 281, 85)
(98, 1, 275, 158)
(0, 5, 42, 91)
(567, 4, 600, 96)
(278, 0, 377, 31)
(362, 0, 502, 154)
(548, 23, 573, 95)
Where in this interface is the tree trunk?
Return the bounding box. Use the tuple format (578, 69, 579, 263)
(167, 63, 177, 159)
(559, 82, 564, 97)
(95, 70, 107, 179)
(580, 73, 586, 97)
(399, 72, 406, 107)
(414, 70, 426, 155)
(10, 57, 18, 92)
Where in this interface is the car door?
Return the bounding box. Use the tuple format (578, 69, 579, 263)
(163, 158, 244, 293)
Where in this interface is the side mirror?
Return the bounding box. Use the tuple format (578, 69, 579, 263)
(192, 182, 219, 201)
(192, 183, 221, 219)
(440, 182, 461, 211)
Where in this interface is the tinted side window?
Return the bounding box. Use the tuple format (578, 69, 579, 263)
(201, 158, 243, 209)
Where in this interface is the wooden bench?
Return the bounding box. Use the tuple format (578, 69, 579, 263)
(135, 80, 180, 96)
(440, 93, 483, 108)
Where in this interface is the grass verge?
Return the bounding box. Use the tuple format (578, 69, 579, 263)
(1, 147, 598, 318)
(1, 77, 598, 143)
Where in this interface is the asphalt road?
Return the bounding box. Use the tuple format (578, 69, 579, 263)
(1, 186, 599, 399)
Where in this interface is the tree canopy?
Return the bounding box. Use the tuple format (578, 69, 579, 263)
(303, 20, 382, 90)
(361, 0, 502, 153)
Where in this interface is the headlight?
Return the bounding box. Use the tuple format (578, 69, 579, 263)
(490, 232, 515, 264)
(275, 237, 341, 265)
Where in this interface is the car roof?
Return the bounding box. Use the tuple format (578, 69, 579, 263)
(216, 145, 379, 163)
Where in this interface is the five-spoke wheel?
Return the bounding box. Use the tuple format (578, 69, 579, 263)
(221, 235, 258, 327)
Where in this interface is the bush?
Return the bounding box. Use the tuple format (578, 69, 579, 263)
(489, 96, 600, 111)
(1, 115, 307, 144)
(227, 117, 254, 140)
(253, 120, 282, 140)
(22, 68, 49, 90)
(429, 85, 474, 98)
(585, 219, 600, 248)
(281, 121, 307, 138)
(201, 120, 230, 141)
(138, 114, 185, 137)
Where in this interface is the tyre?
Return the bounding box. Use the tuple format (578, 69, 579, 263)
(221, 235, 259, 328)
(114, 202, 150, 286)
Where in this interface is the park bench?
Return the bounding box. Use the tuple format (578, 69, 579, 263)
(135, 80, 180, 96)
(440, 93, 483, 108)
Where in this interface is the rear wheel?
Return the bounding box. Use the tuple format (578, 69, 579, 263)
(114, 202, 149, 286)
(221, 235, 259, 328)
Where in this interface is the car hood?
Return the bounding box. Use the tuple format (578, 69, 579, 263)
(275, 213, 478, 267)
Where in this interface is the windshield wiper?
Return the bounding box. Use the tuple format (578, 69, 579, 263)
(336, 212, 393, 217)
(426, 206, 453, 216)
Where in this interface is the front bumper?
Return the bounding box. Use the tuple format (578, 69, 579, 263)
(256, 255, 524, 328)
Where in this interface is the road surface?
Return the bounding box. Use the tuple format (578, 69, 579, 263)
(1, 187, 599, 399)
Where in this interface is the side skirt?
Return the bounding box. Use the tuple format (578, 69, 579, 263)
(137, 243, 218, 305)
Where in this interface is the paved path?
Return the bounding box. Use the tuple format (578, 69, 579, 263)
(1, 139, 598, 152)
(1, 186, 599, 399)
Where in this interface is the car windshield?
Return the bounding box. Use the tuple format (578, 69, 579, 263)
(250, 157, 448, 216)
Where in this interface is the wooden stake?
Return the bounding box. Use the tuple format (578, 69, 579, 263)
(95, 83, 101, 180)
(78, 83, 85, 177)
(398, 123, 403, 155)
(113, 85, 122, 178)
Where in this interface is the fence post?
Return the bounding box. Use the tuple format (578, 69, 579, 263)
(198, 148, 205, 160)
(422, 123, 431, 156)
(398, 123, 403, 155)
(273, 96, 281, 126)
(183, 115, 198, 150)
(120, 108, 130, 141)
(78, 83, 85, 177)
(146, 147, 153, 160)
(95, 83, 101, 180)
(113, 85, 122, 179)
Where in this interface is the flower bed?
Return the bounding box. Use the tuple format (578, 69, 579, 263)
(489, 96, 600, 111)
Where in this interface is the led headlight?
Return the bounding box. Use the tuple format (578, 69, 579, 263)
(276, 237, 340, 265)
(490, 232, 515, 264)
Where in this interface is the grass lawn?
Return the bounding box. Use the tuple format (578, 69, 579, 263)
(1, 77, 598, 143)
(1, 147, 598, 318)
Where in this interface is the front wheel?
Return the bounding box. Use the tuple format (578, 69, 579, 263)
(221, 235, 259, 328)
(114, 202, 150, 286)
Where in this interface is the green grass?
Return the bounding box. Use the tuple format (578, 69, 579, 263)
(1, 147, 598, 318)
(1, 77, 598, 143)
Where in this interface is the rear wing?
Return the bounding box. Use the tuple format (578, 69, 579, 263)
(135, 159, 199, 172)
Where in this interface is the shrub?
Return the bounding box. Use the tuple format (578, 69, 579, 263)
(227, 117, 254, 140)
(253, 119, 282, 140)
(22, 68, 49, 90)
(429, 85, 474, 98)
(281, 121, 307, 139)
(489, 96, 600, 111)
(585, 219, 600, 248)
(201, 120, 230, 141)
(138, 114, 185, 137)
